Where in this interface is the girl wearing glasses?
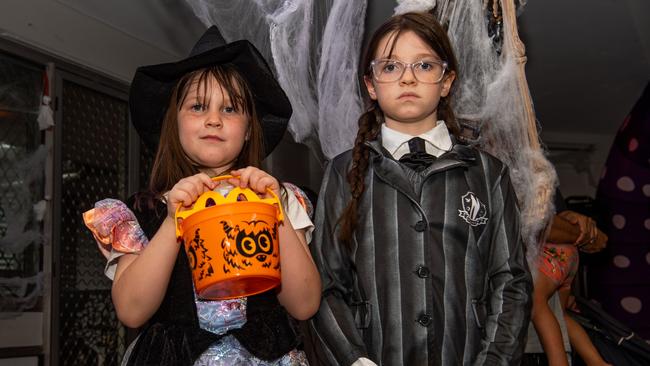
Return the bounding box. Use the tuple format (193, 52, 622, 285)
(308, 12, 532, 366)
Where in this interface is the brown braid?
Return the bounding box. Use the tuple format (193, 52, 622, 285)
(338, 105, 382, 245)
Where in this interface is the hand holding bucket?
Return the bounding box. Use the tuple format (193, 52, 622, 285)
(175, 175, 284, 300)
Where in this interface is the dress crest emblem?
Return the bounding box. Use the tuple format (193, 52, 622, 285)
(458, 191, 488, 226)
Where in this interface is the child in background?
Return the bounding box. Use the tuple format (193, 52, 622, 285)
(84, 26, 320, 365)
(308, 12, 531, 366)
(527, 196, 611, 366)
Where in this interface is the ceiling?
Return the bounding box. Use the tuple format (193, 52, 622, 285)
(53, 0, 206, 57)
(519, 0, 650, 137)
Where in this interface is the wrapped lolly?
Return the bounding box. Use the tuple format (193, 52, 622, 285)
(82, 198, 149, 259)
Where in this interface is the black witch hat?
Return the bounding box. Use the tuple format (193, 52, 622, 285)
(129, 26, 291, 156)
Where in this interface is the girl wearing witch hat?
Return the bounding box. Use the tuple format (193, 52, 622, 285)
(84, 26, 321, 365)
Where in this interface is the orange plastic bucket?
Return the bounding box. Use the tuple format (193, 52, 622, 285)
(175, 176, 284, 300)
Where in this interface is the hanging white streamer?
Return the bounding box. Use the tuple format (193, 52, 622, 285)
(267, 0, 319, 147)
(317, 0, 366, 159)
(0, 273, 44, 315)
(33, 200, 47, 222)
(394, 0, 436, 15)
(37, 95, 54, 130)
(0, 145, 47, 254)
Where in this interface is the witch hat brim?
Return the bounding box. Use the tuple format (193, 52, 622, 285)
(129, 26, 291, 156)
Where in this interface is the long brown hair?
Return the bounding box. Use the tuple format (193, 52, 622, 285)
(338, 12, 460, 244)
(144, 65, 264, 206)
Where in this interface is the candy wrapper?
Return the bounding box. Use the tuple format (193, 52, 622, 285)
(82, 198, 149, 259)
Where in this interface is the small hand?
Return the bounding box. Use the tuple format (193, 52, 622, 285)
(559, 210, 593, 245)
(167, 173, 216, 219)
(581, 229, 608, 253)
(229, 166, 280, 199)
(566, 295, 579, 312)
(558, 210, 606, 253)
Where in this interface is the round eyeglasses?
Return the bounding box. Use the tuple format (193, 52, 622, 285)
(370, 59, 448, 84)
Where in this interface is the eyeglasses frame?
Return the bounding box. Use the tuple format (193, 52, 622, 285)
(370, 58, 449, 84)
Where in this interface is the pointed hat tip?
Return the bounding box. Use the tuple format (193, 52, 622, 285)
(189, 25, 227, 57)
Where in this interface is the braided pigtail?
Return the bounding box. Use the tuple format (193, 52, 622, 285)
(439, 94, 460, 137)
(338, 105, 382, 246)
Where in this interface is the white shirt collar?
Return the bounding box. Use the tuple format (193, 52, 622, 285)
(381, 121, 453, 160)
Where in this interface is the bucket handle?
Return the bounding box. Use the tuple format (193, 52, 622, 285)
(175, 175, 284, 237)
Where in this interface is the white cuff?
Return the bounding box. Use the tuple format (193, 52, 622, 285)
(351, 357, 378, 366)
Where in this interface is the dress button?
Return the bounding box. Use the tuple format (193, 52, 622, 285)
(414, 220, 427, 232)
(416, 265, 430, 278)
(418, 313, 432, 327)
